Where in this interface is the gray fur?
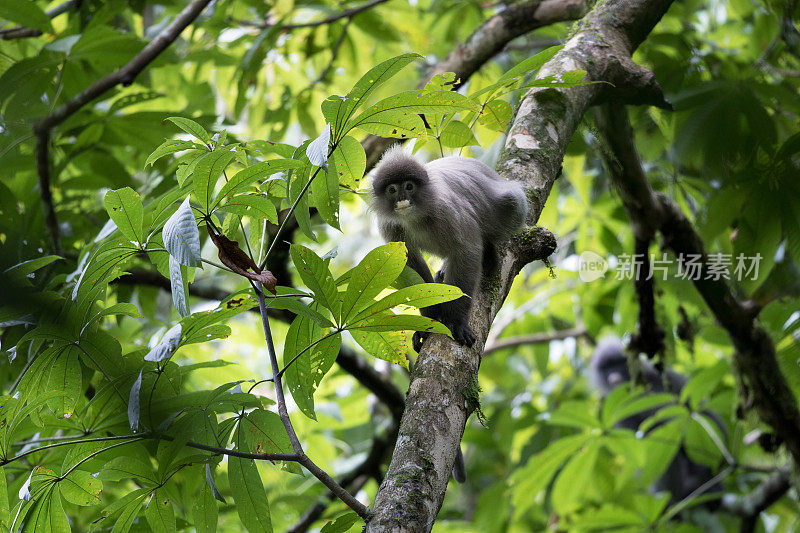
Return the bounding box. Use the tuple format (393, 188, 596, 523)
(371, 147, 528, 348)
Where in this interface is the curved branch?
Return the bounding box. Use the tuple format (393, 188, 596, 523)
(366, 0, 677, 529)
(33, 0, 213, 254)
(483, 327, 587, 355)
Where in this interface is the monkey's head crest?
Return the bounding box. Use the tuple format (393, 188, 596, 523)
(371, 146, 431, 218)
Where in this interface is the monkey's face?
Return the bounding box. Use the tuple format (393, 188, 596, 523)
(373, 179, 430, 220)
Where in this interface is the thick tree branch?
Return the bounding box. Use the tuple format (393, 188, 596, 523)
(362, 0, 590, 172)
(595, 103, 800, 467)
(33, 0, 213, 254)
(367, 0, 676, 529)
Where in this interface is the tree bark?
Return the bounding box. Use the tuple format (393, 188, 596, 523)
(366, 0, 675, 530)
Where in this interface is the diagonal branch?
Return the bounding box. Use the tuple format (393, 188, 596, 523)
(367, 0, 676, 529)
(239, 0, 389, 30)
(595, 102, 800, 466)
(33, 0, 213, 254)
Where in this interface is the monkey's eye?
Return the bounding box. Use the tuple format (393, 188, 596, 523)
(404, 182, 414, 192)
(387, 185, 397, 195)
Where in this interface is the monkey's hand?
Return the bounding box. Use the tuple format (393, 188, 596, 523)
(412, 331, 429, 353)
(446, 316, 476, 347)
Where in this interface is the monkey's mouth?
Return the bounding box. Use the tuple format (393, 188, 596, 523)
(394, 200, 412, 214)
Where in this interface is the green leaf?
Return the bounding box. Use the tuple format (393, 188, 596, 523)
(330, 135, 367, 188)
(104, 188, 144, 244)
(144, 323, 183, 362)
(349, 313, 451, 335)
(321, 512, 361, 533)
(283, 316, 341, 420)
(0, 1, 53, 33)
(290, 245, 340, 319)
(101, 487, 149, 533)
(228, 456, 273, 533)
(162, 196, 202, 268)
(193, 482, 218, 533)
(351, 90, 478, 138)
(241, 410, 299, 473)
(71, 240, 138, 309)
(551, 441, 599, 512)
(348, 283, 463, 324)
(350, 329, 409, 368)
(218, 193, 278, 224)
(23, 486, 69, 533)
(311, 152, 340, 229)
(167, 117, 211, 144)
(473, 46, 562, 99)
(0, 466, 9, 528)
(45, 348, 82, 416)
(440, 119, 478, 148)
(4, 255, 62, 276)
(145, 489, 176, 533)
(337, 53, 422, 134)
(59, 470, 102, 506)
(478, 99, 513, 132)
(263, 287, 334, 327)
(213, 159, 302, 209)
(99, 457, 157, 484)
(145, 140, 198, 167)
(340, 242, 408, 323)
(547, 401, 600, 429)
(193, 149, 236, 213)
(511, 434, 590, 517)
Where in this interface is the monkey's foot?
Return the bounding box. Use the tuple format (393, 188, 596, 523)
(449, 321, 476, 347)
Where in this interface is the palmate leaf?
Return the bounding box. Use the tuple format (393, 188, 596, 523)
(4, 255, 62, 277)
(439, 119, 479, 148)
(473, 46, 563, 99)
(340, 242, 408, 323)
(349, 313, 451, 335)
(282, 314, 341, 420)
(217, 193, 278, 224)
(551, 441, 600, 512)
(103, 188, 144, 244)
(22, 486, 69, 533)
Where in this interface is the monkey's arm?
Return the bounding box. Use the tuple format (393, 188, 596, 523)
(434, 248, 481, 347)
(407, 247, 434, 284)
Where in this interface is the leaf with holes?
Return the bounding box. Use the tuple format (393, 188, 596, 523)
(282, 316, 341, 420)
(59, 470, 102, 507)
(104, 188, 144, 244)
(340, 242, 407, 323)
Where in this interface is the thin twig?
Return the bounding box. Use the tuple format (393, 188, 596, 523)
(483, 327, 588, 355)
(0, 0, 77, 40)
(241, 0, 389, 30)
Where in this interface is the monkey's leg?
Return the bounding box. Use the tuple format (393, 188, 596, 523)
(436, 250, 480, 347)
(482, 241, 498, 275)
(406, 248, 436, 352)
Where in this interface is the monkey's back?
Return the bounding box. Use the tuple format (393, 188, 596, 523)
(425, 156, 528, 241)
